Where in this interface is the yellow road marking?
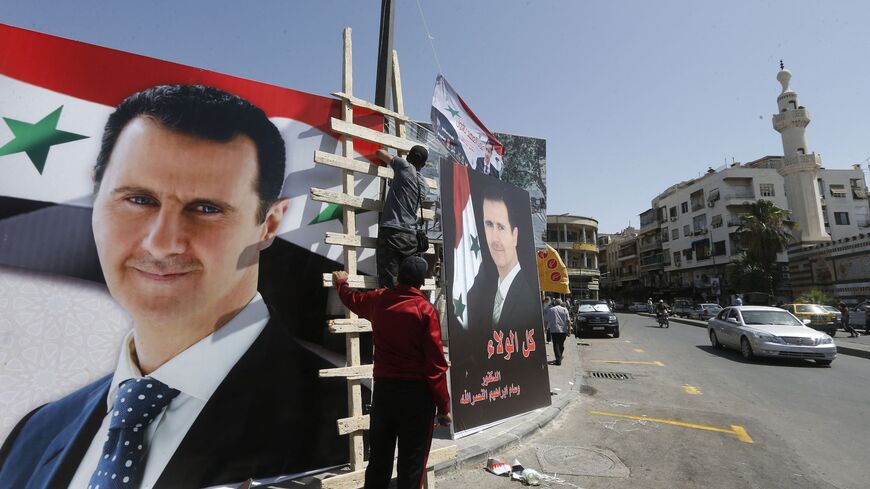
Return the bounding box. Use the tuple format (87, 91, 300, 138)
(633, 348, 645, 353)
(590, 411, 753, 443)
(682, 385, 702, 395)
(624, 340, 631, 343)
(590, 360, 664, 366)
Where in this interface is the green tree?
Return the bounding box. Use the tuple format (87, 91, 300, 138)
(796, 289, 833, 305)
(730, 200, 795, 304)
(495, 132, 546, 197)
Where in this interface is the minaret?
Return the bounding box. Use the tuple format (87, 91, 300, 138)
(772, 62, 830, 244)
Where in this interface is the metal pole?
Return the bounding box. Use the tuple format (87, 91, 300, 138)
(375, 0, 395, 108)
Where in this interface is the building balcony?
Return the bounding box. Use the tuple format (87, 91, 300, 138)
(550, 241, 597, 252)
(773, 108, 810, 132)
(640, 219, 661, 234)
(567, 268, 601, 277)
(616, 252, 637, 261)
(723, 191, 755, 206)
(639, 239, 662, 253)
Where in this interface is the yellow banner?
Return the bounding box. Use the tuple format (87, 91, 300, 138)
(536, 244, 570, 294)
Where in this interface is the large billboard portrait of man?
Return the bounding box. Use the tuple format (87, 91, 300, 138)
(441, 161, 550, 436)
(0, 25, 387, 487)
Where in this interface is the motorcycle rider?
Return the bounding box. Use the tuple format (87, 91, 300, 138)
(655, 299, 671, 325)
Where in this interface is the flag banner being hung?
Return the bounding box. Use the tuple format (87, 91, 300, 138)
(0, 23, 383, 281)
(431, 74, 505, 179)
(441, 160, 551, 437)
(536, 244, 570, 294)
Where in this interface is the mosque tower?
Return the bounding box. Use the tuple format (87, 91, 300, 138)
(772, 62, 830, 244)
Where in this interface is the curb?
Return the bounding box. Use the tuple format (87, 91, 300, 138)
(636, 312, 870, 360)
(433, 365, 585, 476)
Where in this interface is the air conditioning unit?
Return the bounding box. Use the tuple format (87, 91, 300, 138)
(670, 216, 677, 222)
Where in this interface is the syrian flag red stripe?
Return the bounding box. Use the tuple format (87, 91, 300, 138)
(0, 23, 381, 153)
(453, 164, 472, 248)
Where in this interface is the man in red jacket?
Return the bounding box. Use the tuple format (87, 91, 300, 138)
(333, 256, 451, 489)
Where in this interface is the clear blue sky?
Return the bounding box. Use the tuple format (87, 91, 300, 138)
(4, 0, 870, 233)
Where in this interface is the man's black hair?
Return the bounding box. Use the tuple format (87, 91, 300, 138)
(481, 185, 516, 231)
(94, 84, 286, 223)
(408, 145, 428, 168)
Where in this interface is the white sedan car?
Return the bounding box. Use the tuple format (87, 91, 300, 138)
(707, 306, 836, 366)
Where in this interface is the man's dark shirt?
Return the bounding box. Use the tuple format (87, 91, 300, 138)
(380, 156, 425, 233)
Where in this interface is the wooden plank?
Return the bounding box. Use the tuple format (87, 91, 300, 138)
(328, 318, 372, 334)
(324, 232, 435, 255)
(390, 50, 406, 141)
(319, 446, 457, 489)
(336, 414, 370, 435)
(330, 118, 425, 153)
(310, 188, 382, 212)
(341, 26, 365, 473)
(323, 273, 436, 290)
(331, 91, 410, 122)
(319, 364, 373, 379)
(314, 151, 437, 189)
(310, 189, 436, 220)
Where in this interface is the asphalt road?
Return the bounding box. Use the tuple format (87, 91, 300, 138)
(437, 313, 870, 489)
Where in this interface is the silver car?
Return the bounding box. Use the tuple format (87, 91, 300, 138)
(707, 306, 836, 366)
(689, 303, 723, 321)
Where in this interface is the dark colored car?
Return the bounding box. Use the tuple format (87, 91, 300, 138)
(575, 302, 619, 338)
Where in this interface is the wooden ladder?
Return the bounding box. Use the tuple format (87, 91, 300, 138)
(313, 27, 455, 489)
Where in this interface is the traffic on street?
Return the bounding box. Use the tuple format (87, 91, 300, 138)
(438, 312, 870, 488)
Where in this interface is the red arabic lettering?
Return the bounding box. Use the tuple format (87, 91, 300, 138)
(505, 330, 519, 360)
(522, 329, 536, 358)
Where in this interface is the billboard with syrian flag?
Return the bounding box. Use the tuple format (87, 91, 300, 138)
(0, 24, 379, 447)
(441, 160, 550, 436)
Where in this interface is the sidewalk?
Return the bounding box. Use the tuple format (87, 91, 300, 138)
(429, 336, 584, 474)
(639, 312, 870, 360)
(287, 338, 584, 488)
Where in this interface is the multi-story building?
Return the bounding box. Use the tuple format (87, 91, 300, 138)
(631, 65, 870, 303)
(649, 164, 791, 301)
(599, 227, 640, 300)
(598, 234, 611, 291)
(745, 160, 870, 241)
(545, 214, 600, 299)
(638, 208, 667, 291)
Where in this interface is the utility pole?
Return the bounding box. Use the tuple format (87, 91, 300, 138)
(375, 0, 395, 109)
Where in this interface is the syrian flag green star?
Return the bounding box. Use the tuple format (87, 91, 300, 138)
(0, 106, 88, 174)
(451, 164, 483, 328)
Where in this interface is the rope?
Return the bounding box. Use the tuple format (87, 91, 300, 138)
(414, 0, 443, 74)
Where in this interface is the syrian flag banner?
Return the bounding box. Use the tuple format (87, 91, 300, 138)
(0, 23, 383, 281)
(451, 164, 483, 328)
(431, 74, 505, 179)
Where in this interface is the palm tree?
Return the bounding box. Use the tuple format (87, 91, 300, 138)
(733, 200, 795, 303)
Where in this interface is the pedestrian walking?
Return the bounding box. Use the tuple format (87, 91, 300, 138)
(333, 256, 450, 489)
(544, 299, 571, 366)
(838, 301, 858, 337)
(542, 296, 553, 343)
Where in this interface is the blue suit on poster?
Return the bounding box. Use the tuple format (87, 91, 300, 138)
(0, 314, 346, 489)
